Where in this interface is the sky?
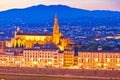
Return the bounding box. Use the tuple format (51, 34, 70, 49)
(0, 0, 120, 11)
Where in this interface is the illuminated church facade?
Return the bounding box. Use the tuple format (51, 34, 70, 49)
(10, 15, 70, 50)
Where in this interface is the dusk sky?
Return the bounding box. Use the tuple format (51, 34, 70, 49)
(0, 0, 120, 11)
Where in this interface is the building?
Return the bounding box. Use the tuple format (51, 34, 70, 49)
(63, 50, 74, 67)
(0, 52, 23, 67)
(0, 47, 120, 69)
(8, 15, 70, 51)
(78, 51, 120, 69)
(23, 43, 63, 67)
(57, 51, 64, 68)
(0, 40, 5, 53)
(74, 56, 78, 66)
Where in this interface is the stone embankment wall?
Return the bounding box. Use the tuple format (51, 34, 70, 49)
(0, 67, 120, 79)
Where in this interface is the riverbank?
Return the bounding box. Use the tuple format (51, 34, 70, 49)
(0, 67, 120, 80)
(0, 73, 119, 80)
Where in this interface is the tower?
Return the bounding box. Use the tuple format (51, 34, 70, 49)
(53, 14, 60, 34)
(53, 14, 62, 45)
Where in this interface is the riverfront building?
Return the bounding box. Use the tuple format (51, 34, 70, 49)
(78, 51, 120, 69)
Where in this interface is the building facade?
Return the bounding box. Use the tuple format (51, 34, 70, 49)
(78, 51, 120, 69)
(23, 49, 59, 67)
(0, 49, 120, 69)
(63, 50, 74, 67)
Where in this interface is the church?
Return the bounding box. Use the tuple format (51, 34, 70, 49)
(10, 15, 70, 50)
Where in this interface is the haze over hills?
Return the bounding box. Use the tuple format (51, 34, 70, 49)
(0, 5, 120, 27)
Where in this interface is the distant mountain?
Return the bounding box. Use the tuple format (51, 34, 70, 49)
(0, 5, 120, 27)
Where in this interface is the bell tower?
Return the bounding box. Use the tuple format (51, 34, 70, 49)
(53, 14, 60, 34)
(53, 14, 62, 44)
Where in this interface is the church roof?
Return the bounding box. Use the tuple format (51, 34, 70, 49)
(16, 32, 52, 36)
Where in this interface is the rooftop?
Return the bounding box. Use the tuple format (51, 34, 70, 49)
(25, 43, 60, 51)
(16, 32, 52, 36)
(79, 50, 120, 53)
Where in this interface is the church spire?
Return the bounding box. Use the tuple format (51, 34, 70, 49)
(53, 14, 59, 34)
(55, 13, 58, 18)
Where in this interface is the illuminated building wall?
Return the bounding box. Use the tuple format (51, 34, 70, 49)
(23, 48, 61, 67)
(5, 40, 13, 48)
(114, 35, 120, 39)
(0, 53, 23, 67)
(0, 50, 120, 69)
(12, 34, 52, 48)
(78, 52, 120, 69)
(58, 52, 64, 68)
(74, 56, 78, 66)
(63, 50, 74, 67)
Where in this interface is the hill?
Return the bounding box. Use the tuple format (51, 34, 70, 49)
(0, 5, 120, 27)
